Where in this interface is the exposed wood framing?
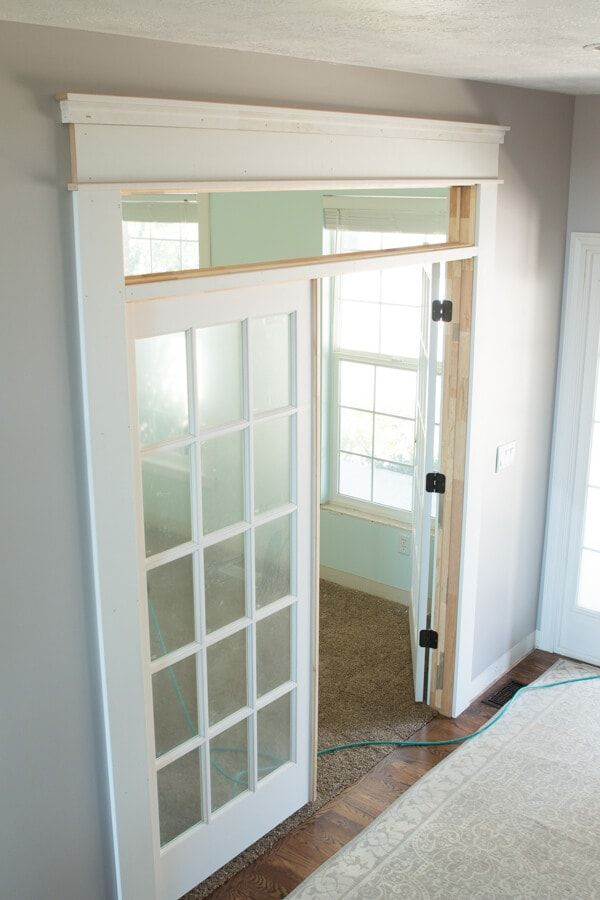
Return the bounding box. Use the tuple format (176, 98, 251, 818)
(430, 185, 476, 716)
(125, 241, 472, 286)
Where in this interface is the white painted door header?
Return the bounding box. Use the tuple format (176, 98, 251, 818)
(58, 93, 509, 188)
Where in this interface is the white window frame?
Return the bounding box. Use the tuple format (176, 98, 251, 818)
(329, 347, 419, 526)
(322, 211, 445, 526)
(122, 193, 211, 274)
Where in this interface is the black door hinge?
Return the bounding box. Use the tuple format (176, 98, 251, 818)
(432, 300, 453, 323)
(426, 472, 446, 494)
(419, 629, 439, 649)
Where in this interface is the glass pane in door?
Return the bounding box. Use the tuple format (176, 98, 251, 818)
(142, 445, 193, 557)
(203, 534, 246, 633)
(577, 356, 600, 613)
(133, 291, 304, 868)
(256, 605, 292, 697)
(196, 322, 245, 428)
(252, 314, 292, 413)
(255, 515, 292, 609)
(579, 549, 600, 612)
(147, 555, 195, 660)
(157, 749, 203, 846)
(152, 655, 199, 756)
(257, 692, 292, 780)
(136, 332, 189, 446)
(201, 431, 246, 534)
(210, 718, 249, 812)
(206, 629, 248, 725)
(254, 416, 293, 514)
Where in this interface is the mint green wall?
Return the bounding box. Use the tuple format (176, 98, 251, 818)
(321, 508, 412, 591)
(207, 188, 447, 268)
(208, 191, 323, 266)
(207, 189, 414, 596)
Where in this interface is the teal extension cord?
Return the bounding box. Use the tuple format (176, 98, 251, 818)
(149, 599, 600, 781)
(317, 672, 600, 757)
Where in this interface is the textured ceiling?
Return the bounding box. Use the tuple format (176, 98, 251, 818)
(2, 0, 600, 94)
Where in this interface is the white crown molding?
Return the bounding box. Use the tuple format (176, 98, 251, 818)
(58, 93, 509, 145)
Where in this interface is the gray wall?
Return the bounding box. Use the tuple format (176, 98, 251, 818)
(0, 20, 573, 897)
(566, 95, 600, 233)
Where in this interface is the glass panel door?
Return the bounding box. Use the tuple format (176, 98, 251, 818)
(130, 280, 313, 900)
(410, 263, 440, 702)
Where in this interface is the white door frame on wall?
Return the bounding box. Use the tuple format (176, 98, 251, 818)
(62, 94, 506, 899)
(538, 232, 600, 654)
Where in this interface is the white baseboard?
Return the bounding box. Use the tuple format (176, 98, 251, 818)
(534, 628, 552, 652)
(454, 630, 536, 716)
(319, 565, 410, 606)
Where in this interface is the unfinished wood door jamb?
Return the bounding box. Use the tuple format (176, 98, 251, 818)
(430, 185, 475, 717)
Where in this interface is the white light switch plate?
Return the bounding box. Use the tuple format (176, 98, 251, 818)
(399, 532, 411, 555)
(496, 440, 516, 473)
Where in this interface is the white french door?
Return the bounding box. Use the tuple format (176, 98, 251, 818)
(553, 244, 600, 662)
(542, 235, 600, 665)
(410, 263, 440, 702)
(73, 186, 317, 900)
(129, 280, 314, 898)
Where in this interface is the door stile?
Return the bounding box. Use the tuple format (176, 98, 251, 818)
(73, 189, 158, 899)
(309, 279, 322, 801)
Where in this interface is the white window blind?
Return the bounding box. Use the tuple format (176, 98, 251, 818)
(121, 194, 210, 275)
(122, 194, 201, 224)
(322, 195, 448, 234)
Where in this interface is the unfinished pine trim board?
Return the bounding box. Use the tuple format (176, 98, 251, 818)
(430, 186, 476, 716)
(125, 244, 478, 304)
(125, 241, 473, 287)
(69, 177, 503, 193)
(451, 182, 501, 715)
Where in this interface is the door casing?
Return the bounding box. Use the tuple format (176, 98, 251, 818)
(66, 89, 502, 890)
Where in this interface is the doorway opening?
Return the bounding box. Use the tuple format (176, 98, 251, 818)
(120, 186, 473, 897)
(74, 173, 476, 899)
(315, 251, 444, 810)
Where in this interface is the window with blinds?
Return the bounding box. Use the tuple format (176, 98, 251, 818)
(322, 193, 449, 248)
(122, 194, 210, 276)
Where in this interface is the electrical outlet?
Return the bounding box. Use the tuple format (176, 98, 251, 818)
(399, 532, 411, 555)
(496, 440, 516, 473)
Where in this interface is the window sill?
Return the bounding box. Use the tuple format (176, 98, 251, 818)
(320, 501, 413, 532)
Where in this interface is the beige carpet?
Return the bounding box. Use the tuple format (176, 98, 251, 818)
(290, 656, 600, 899)
(187, 580, 434, 898)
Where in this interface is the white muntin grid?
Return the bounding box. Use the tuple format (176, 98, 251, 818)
(133, 312, 300, 846)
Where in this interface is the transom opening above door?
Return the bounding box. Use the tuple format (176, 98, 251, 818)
(121, 188, 452, 281)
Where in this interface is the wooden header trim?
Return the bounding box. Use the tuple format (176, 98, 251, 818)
(68, 177, 503, 193)
(125, 240, 474, 286)
(59, 94, 509, 145)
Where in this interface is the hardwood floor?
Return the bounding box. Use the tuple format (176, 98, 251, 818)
(207, 649, 559, 900)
